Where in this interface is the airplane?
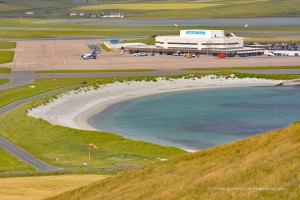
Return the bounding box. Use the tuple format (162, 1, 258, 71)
(82, 50, 97, 60)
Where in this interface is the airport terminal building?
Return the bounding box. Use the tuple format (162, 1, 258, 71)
(153, 30, 263, 56)
(107, 29, 265, 56)
(156, 30, 244, 52)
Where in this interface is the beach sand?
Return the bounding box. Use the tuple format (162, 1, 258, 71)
(28, 75, 284, 133)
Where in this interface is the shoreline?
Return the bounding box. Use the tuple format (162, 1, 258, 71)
(28, 75, 284, 150)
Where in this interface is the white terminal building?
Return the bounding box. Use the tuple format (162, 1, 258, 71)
(156, 30, 242, 51)
(153, 29, 265, 56)
(105, 29, 266, 56)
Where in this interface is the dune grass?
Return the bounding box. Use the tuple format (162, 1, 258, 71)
(0, 78, 99, 108)
(48, 120, 300, 200)
(0, 174, 109, 200)
(0, 148, 34, 173)
(0, 51, 14, 64)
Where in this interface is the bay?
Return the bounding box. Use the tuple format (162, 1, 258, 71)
(88, 86, 300, 151)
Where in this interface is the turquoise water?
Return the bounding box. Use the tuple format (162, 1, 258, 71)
(88, 86, 300, 151)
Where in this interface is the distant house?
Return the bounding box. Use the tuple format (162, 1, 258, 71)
(102, 12, 124, 18)
(70, 12, 77, 16)
(70, 12, 85, 17)
(26, 11, 34, 15)
(73, 0, 89, 4)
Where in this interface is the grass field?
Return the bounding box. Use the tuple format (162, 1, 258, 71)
(77, 3, 220, 10)
(183, 66, 300, 71)
(0, 67, 11, 73)
(48, 121, 300, 200)
(0, 51, 14, 64)
(0, 148, 34, 173)
(0, 29, 177, 39)
(74, 0, 300, 18)
(0, 0, 300, 18)
(0, 174, 109, 200)
(0, 42, 16, 49)
(35, 69, 155, 73)
(0, 79, 9, 84)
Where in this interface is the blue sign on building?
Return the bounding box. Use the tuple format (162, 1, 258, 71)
(186, 31, 206, 35)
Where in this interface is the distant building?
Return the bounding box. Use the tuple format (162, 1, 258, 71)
(26, 11, 34, 15)
(70, 12, 85, 16)
(73, 0, 89, 4)
(156, 30, 243, 51)
(102, 12, 124, 18)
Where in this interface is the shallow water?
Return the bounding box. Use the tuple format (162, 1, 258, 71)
(88, 86, 300, 151)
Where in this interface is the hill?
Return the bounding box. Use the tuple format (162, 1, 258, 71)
(48, 121, 300, 199)
(0, 0, 300, 18)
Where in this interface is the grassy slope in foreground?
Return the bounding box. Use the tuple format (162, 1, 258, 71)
(48, 121, 300, 200)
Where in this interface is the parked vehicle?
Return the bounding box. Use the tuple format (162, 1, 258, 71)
(134, 52, 147, 56)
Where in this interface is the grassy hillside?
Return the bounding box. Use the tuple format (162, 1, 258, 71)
(48, 121, 300, 200)
(0, 175, 108, 200)
(0, 148, 34, 172)
(1, 0, 300, 18)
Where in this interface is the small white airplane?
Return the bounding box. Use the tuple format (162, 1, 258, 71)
(82, 50, 97, 60)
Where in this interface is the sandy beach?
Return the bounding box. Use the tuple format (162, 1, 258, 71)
(28, 75, 284, 134)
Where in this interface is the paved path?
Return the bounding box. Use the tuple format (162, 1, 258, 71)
(0, 137, 62, 171)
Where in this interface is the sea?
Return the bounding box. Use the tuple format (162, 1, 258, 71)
(88, 86, 300, 151)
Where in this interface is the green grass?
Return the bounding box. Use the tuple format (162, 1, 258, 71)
(0, 78, 96, 108)
(1, 0, 300, 18)
(0, 51, 14, 64)
(76, 3, 220, 10)
(0, 148, 35, 173)
(120, 38, 156, 45)
(0, 42, 16, 49)
(0, 29, 177, 39)
(183, 66, 300, 71)
(0, 67, 11, 73)
(0, 79, 9, 84)
(35, 69, 155, 73)
(48, 120, 300, 200)
(100, 44, 111, 52)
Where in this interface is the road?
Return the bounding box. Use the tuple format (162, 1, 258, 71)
(0, 137, 62, 171)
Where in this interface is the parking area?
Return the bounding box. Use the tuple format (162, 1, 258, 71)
(8, 39, 300, 71)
